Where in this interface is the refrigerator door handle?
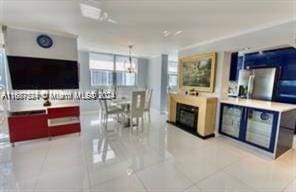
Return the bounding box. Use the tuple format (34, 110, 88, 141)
(247, 73, 255, 99)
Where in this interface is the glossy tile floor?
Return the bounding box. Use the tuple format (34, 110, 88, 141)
(0, 110, 296, 192)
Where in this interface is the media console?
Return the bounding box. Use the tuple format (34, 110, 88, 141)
(8, 104, 81, 146)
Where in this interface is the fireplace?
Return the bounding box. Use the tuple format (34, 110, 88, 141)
(176, 103, 199, 134)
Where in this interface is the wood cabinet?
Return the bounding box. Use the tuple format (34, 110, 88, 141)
(168, 93, 217, 138)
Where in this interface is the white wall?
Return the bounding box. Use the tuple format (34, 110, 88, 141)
(147, 56, 161, 110)
(147, 54, 169, 112)
(178, 21, 295, 132)
(0, 25, 4, 47)
(178, 51, 231, 99)
(180, 21, 295, 54)
(4, 27, 79, 111)
(178, 20, 296, 99)
(137, 58, 149, 89)
(160, 55, 168, 112)
(5, 27, 78, 61)
(78, 51, 97, 112)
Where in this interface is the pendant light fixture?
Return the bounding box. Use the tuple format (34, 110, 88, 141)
(127, 45, 135, 73)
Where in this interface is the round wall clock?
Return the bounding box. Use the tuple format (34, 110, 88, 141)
(37, 35, 53, 48)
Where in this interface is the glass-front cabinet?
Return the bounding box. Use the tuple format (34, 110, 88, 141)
(219, 104, 279, 153)
(220, 104, 243, 138)
(245, 109, 278, 151)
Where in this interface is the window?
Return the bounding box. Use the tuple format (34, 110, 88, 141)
(115, 56, 137, 86)
(90, 53, 114, 86)
(168, 60, 178, 89)
(89, 53, 138, 87)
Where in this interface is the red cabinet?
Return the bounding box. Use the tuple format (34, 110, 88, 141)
(47, 106, 80, 119)
(49, 123, 81, 137)
(8, 105, 81, 146)
(8, 112, 48, 143)
(47, 106, 80, 137)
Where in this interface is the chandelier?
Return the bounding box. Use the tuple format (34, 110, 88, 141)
(127, 45, 135, 73)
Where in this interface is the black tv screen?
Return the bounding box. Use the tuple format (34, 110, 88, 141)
(8, 56, 79, 90)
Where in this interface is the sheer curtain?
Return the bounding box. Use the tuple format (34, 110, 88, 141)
(168, 60, 178, 89)
(89, 53, 114, 86)
(89, 53, 138, 87)
(115, 56, 137, 86)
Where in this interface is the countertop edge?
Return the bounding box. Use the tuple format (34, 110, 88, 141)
(220, 98, 296, 112)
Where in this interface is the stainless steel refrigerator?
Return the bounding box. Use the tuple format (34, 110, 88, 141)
(237, 67, 278, 101)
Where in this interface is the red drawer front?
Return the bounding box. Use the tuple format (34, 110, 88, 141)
(47, 106, 80, 118)
(8, 114, 48, 143)
(49, 123, 81, 137)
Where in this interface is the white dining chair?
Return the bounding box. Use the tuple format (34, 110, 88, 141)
(99, 99, 123, 130)
(127, 91, 146, 130)
(144, 89, 153, 121)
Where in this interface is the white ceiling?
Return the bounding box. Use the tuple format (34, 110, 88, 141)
(0, 0, 295, 57)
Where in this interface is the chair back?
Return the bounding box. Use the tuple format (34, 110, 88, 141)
(145, 89, 153, 110)
(130, 91, 146, 118)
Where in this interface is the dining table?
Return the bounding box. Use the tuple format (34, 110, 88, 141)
(111, 97, 133, 127)
(112, 97, 131, 107)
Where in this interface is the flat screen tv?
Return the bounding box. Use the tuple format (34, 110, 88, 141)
(8, 56, 79, 90)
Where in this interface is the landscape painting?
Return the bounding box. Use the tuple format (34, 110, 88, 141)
(179, 52, 216, 92)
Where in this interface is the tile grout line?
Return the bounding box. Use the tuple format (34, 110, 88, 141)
(222, 169, 259, 192)
(85, 138, 174, 190)
(182, 183, 202, 192)
(134, 171, 149, 192)
(280, 176, 296, 192)
(219, 157, 263, 192)
(33, 140, 52, 192)
(81, 134, 93, 192)
(183, 153, 250, 190)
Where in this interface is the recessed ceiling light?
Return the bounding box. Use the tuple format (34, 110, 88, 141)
(163, 30, 170, 37)
(80, 3, 101, 20)
(174, 30, 183, 36)
(100, 12, 108, 21)
(107, 18, 117, 24)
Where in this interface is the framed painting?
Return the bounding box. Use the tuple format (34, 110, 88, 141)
(179, 52, 217, 92)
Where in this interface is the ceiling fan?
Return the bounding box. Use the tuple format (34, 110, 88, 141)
(80, 0, 117, 24)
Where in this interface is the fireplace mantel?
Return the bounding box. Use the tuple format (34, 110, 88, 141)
(168, 93, 217, 139)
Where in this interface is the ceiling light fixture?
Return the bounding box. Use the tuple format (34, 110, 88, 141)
(126, 45, 135, 73)
(174, 30, 183, 36)
(80, 2, 117, 24)
(163, 31, 170, 37)
(107, 18, 117, 24)
(163, 30, 182, 38)
(99, 12, 108, 21)
(80, 3, 101, 20)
